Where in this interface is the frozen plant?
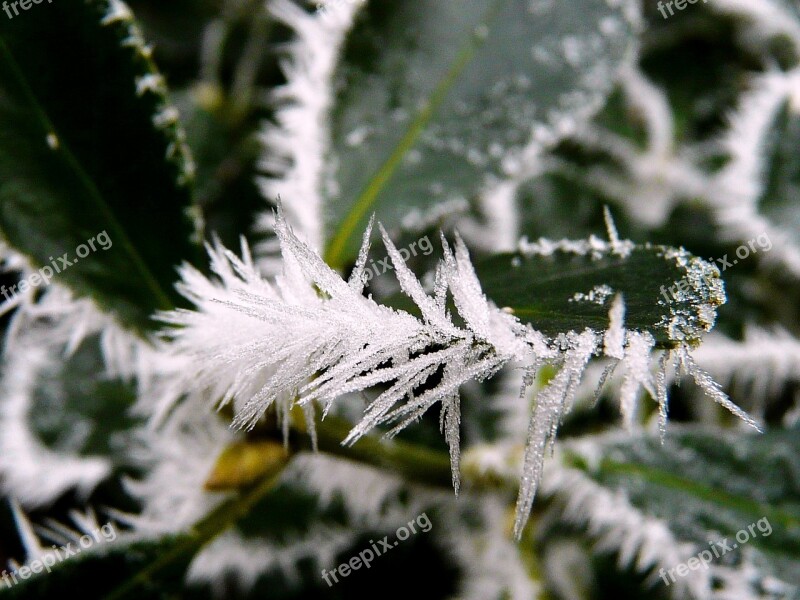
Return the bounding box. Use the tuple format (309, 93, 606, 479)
(0, 1, 797, 599)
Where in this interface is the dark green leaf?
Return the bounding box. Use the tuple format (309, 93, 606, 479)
(476, 244, 724, 348)
(28, 335, 140, 465)
(560, 427, 800, 593)
(2, 534, 183, 600)
(0, 0, 200, 334)
(324, 0, 637, 267)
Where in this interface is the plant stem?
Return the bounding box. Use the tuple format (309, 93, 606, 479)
(305, 414, 454, 489)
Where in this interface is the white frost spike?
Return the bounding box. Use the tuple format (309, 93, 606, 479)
(348, 214, 375, 293)
(591, 362, 617, 408)
(440, 387, 462, 494)
(379, 224, 457, 336)
(0, 241, 34, 319)
(618, 331, 656, 431)
(514, 330, 597, 538)
(688, 326, 800, 414)
(163, 207, 522, 468)
(655, 352, 669, 441)
(9, 501, 122, 577)
(679, 349, 762, 432)
(603, 205, 625, 257)
(604, 293, 626, 360)
(10, 499, 46, 560)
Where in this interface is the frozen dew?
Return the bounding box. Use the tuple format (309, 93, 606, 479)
(571, 284, 615, 305)
(679, 348, 762, 432)
(618, 331, 656, 431)
(604, 294, 626, 359)
(162, 199, 751, 540)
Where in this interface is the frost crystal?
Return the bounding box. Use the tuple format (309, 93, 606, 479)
(572, 284, 615, 305)
(162, 208, 756, 538)
(603, 293, 626, 359)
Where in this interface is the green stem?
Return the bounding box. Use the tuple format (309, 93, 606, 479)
(309, 415, 454, 489)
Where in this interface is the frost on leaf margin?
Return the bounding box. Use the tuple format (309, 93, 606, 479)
(160, 207, 755, 539)
(540, 430, 800, 600)
(254, 0, 362, 273)
(709, 68, 800, 279)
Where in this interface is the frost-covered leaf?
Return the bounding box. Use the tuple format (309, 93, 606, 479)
(2, 529, 178, 600)
(0, 333, 141, 507)
(161, 211, 753, 541)
(710, 68, 800, 279)
(108, 450, 429, 598)
(546, 427, 800, 599)
(476, 239, 725, 348)
(0, 0, 199, 334)
(0, 504, 177, 600)
(710, 0, 800, 63)
(322, 0, 639, 266)
(643, 5, 764, 144)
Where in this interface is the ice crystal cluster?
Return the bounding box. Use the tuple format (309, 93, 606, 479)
(0, 0, 798, 598)
(159, 205, 756, 540)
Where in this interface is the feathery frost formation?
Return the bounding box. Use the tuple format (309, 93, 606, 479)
(161, 207, 754, 537)
(255, 0, 361, 271)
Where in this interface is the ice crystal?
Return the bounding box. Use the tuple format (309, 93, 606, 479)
(690, 327, 800, 416)
(571, 284, 615, 305)
(161, 207, 754, 538)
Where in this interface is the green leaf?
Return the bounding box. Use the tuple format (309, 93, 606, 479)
(104, 465, 289, 599)
(559, 427, 800, 594)
(2, 534, 183, 600)
(475, 243, 724, 348)
(324, 0, 638, 267)
(28, 335, 140, 465)
(758, 99, 800, 245)
(0, 0, 200, 334)
(0, 332, 143, 506)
